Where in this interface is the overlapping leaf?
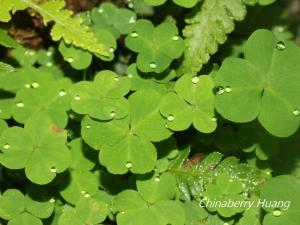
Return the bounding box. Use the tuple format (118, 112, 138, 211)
(69, 70, 130, 120)
(160, 74, 217, 133)
(0, 113, 71, 184)
(125, 19, 185, 73)
(144, 0, 198, 8)
(215, 29, 300, 137)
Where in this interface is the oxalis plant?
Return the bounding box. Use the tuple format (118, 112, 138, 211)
(0, 0, 300, 225)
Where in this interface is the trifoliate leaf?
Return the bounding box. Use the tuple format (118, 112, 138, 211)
(136, 172, 177, 203)
(125, 19, 185, 73)
(12, 78, 72, 127)
(2, 67, 55, 93)
(239, 122, 279, 160)
(215, 29, 300, 137)
(160, 74, 217, 133)
(127, 63, 174, 94)
(0, 113, 71, 184)
(144, 0, 198, 8)
(260, 175, 300, 225)
(82, 89, 172, 174)
(59, 170, 99, 205)
(113, 190, 185, 225)
(58, 41, 92, 70)
(70, 70, 130, 120)
(182, 0, 246, 74)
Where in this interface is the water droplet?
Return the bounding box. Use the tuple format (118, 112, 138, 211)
(110, 111, 116, 118)
(172, 35, 179, 41)
(16, 102, 24, 108)
(125, 161, 132, 169)
(50, 166, 57, 173)
(229, 179, 234, 182)
(167, 114, 174, 122)
(46, 51, 52, 57)
(150, 62, 157, 69)
(67, 57, 74, 63)
(224, 223, 230, 225)
(154, 176, 160, 182)
(216, 86, 225, 95)
(46, 62, 53, 67)
(129, 16, 136, 24)
(277, 26, 284, 33)
(128, 2, 134, 8)
(128, 74, 133, 78)
(276, 41, 286, 50)
(191, 77, 199, 84)
(292, 109, 300, 116)
(131, 32, 138, 38)
(31, 82, 39, 88)
(24, 84, 30, 88)
(49, 198, 55, 203)
(109, 47, 114, 53)
(84, 193, 91, 198)
(114, 77, 119, 81)
(86, 125, 91, 129)
(165, 123, 169, 128)
(273, 209, 282, 217)
(81, 190, 86, 194)
(74, 95, 80, 101)
(98, 8, 103, 13)
(59, 90, 67, 96)
(225, 86, 232, 93)
(3, 144, 10, 149)
(211, 117, 217, 122)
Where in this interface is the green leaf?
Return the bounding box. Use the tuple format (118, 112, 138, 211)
(8, 213, 42, 225)
(0, 113, 71, 184)
(144, 0, 198, 8)
(182, 0, 246, 74)
(70, 70, 130, 120)
(215, 29, 300, 137)
(0, 29, 20, 48)
(11, 47, 37, 67)
(160, 75, 217, 133)
(125, 19, 185, 73)
(12, 78, 72, 127)
(0, 189, 24, 220)
(260, 175, 300, 225)
(58, 41, 92, 70)
(0, 61, 15, 74)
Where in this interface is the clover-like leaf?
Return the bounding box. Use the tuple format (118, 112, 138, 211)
(113, 190, 185, 225)
(58, 41, 92, 70)
(260, 175, 300, 225)
(82, 89, 172, 174)
(58, 197, 109, 225)
(125, 19, 185, 73)
(160, 74, 217, 133)
(202, 174, 245, 217)
(239, 122, 279, 160)
(91, 3, 137, 38)
(127, 63, 174, 94)
(0, 113, 71, 184)
(144, 0, 197, 8)
(11, 47, 37, 67)
(215, 29, 300, 137)
(12, 78, 72, 127)
(69, 70, 130, 120)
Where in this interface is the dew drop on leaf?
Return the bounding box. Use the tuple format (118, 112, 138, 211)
(24, 84, 30, 88)
(150, 62, 157, 69)
(3, 144, 10, 149)
(154, 176, 161, 182)
(50, 166, 57, 173)
(84, 193, 91, 198)
(225, 86, 232, 93)
(167, 114, 175, 122)
(211, 117, 217, 122)
(273, 209, 282, 217)
(110, 111, 116, 118)
(86, 124, 91, 129)
(129, 17, 136, 24)
(191, 77, 199, 84)
(114, 77, 119, 81)
(46, 62, 53, 67)
(49, 198, 55, 203)
(276, 41, 286, 50)
(172, 35, 179, 41)
(109, 47, 114, 53)
(46, 51, 52, 57)
(131, 32, 138, 38)
(215, 86, 225, 95)
(16, 102, 25, 108)
(31, 82, 39, 88)
(67, 57, 74, 63)
(128, 74, 133, 78)
(74, 95, 81, 101)
(292, 109, 300, 116)
(125, 161, 133, 169)
(98, 8, 103, 13)
(59, 90, 67, 96)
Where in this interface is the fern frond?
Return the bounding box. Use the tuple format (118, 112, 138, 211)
(0, 0, 109, 56)
(182, 0, 247, 74)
